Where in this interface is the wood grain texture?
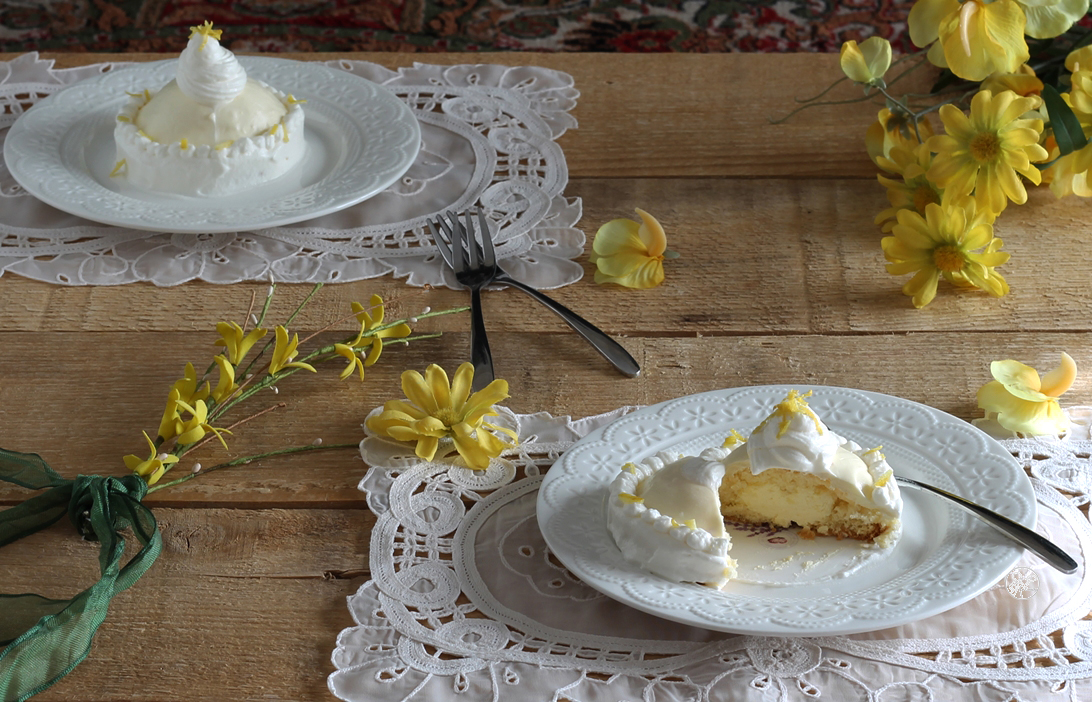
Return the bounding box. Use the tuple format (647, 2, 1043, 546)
(0, 51, 1088, 701)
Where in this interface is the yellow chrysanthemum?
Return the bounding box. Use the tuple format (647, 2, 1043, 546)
(910, 0, 1030, 81)
(366, 362, 516, 470)
(875, 143, 945, 232)
(978, 352, 1076, 435)
(590, 208, 668, 288)
(350, 294, 413, 367)
(866, 108, 935, 168)
(926, 89, 1047, 215)
(124, 431, 180, 485)
(1044, 68, 1092, 197)
(215, 321, 267, 366)
(881, 200, 1009, 308)
(269, 325, 317, 375)
(839, 37, 892, 85)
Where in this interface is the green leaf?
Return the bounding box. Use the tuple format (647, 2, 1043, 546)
(1042, 83, 1089, 156)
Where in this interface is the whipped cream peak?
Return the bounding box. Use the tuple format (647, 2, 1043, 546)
(747, 389, 840, 475)
(176, 21, 247, 107)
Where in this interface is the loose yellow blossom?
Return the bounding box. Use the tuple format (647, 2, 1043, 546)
(269, 325, 316, 375)
(172, 362, 210, 406)
(212, 354, 237, 403)
(866, 108, 935, 167)
(927, 89, 1047, 215)
(124, 431, 180, 485)
(174, 399, 232, 449)
(215, 321, 267, 366)
(840, 37, 893, 85)
(978, 352, 1077, 435)
(335, 343, 366, 381)
(1019, 0, 1088, 40)
(366, 362, 516, 470)
(909, 0, 1030, 81)
(590, 208, 669, 289)
(881, 200, 1009, 308)
(350, 294, 412, 367)
(1044, 67, 1092, 197)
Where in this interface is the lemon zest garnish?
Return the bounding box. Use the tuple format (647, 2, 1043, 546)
(110, 159, 126, 177)
(754, 390, 822, 439)
(215, 140, 234, 151)
(144, 89, 151, 101)
(268, 123, 281, 137)
(622, 463, 638, 474)
(124, 91, 143, 99)
(683, 519, 697, 529)
(874, 469, 893, 488)
(618, 492, 643, 505)
(137, 129, 153, 141)
(670, 518, 681, 527)
(722, 429, 746, 448)
(117, 115, 131, 123)
(190, 20, 222, 50)
(180, 138, 189, 150)
(286, 94, 307, 105)
(863, 445, 884, 455)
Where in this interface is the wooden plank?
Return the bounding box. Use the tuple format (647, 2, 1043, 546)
(0, 52, 919, 178)
(2, 508, 371, 701)
(0, 179, 1085, 335)
(2, 331, 1087, 504)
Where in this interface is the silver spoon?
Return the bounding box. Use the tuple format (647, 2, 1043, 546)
(896, 476, 1078, 574)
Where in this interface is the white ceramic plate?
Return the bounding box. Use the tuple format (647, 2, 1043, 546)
(4, 57, 420, 233)
(537, 385, 1035, 636)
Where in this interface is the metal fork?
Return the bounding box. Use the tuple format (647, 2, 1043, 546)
(428, 210, 497, 391)
(429, 210, 640, 381)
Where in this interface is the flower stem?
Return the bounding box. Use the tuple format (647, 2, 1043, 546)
(146, 442, 357, 493)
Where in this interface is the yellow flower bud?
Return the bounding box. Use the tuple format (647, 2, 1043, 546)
(839, 37, 892, 85)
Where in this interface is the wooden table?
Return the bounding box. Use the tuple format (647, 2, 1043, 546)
(1, 51, 1088, 700)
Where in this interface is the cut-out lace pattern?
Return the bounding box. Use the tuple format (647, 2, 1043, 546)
(0, 53, 583, 288)
(331, 407, 1092, 701)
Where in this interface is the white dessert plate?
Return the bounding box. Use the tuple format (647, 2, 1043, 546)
(4, 57, 421, 233)
(537, 385, 1036, 636)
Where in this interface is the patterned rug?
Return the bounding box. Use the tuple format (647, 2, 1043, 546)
(1, 0, 915, 54)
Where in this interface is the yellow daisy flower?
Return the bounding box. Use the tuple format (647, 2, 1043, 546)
(881, 200, 1009, 308)
(366, 362, 516, 470)
(839, 37, 892, 85)
(926, 89, 1047, 215)
(978, 352, 1076, 435)
(269, 325, 316, 375)
(215, 321, 267, 366)
(909, 0, 1029, 81)
(875, 144, 944, 232)
(590, 208, 668, 289)
(350, 294, 412, 367)
(124, 431, 180, 485)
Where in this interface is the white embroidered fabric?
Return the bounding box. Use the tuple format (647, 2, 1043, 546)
(0, 53, 584, 288)
(331, 407, 1092, 701)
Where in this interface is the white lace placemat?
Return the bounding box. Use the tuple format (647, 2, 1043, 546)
(0, 53, 584, 288)
(330, 407, 1092, 701)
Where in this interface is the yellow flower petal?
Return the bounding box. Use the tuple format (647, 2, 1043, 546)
(978, 380, 1069, 435)
(840, 37, 892, 84)
(1040, 352, 1077, 397)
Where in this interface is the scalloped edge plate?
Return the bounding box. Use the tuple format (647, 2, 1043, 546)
(537, 385, 1034, 636)
(4, 57, 420, 233)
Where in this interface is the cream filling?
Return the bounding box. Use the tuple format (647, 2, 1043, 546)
(135, 79, 288, 145)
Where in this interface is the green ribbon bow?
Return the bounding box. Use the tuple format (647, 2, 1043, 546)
(0, 448, 160, 702)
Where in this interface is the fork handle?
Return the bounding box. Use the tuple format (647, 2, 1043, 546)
(494, 273, 640, 378)
(469, 287, 495, 391)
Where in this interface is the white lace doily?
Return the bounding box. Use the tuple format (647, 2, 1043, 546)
(331, 407, 1092, 701)
(0, 53, 584, 288)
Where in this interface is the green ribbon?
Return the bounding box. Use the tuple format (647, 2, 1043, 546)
(0, 448, 161, 702)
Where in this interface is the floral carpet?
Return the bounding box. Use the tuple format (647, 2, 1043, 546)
(1, 0, 916, 54)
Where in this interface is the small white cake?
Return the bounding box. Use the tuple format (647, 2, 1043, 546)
(606, 390, 903, 589)
(114, 21, 305, 197)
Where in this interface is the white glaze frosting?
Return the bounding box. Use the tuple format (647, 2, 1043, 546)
(113, 22, 305, 197)
(606, 452, 737, 589)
